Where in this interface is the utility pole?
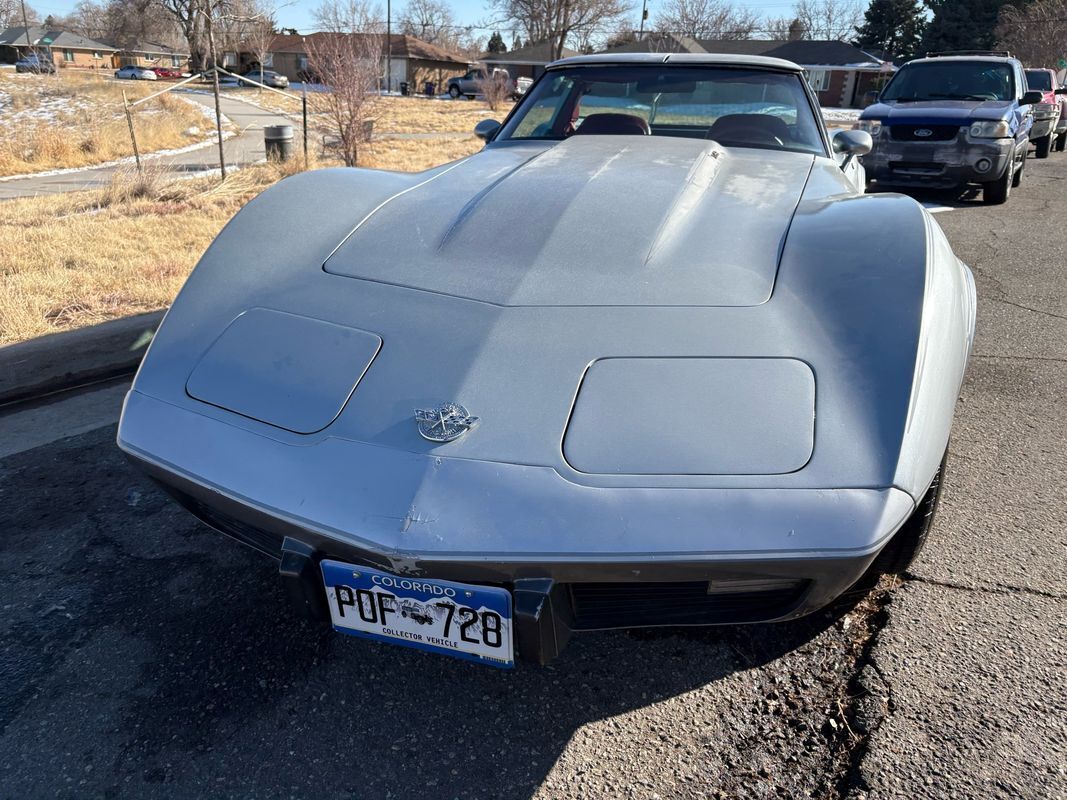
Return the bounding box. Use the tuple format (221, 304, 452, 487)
(19, 0, 33, 57)
(638, 0, 649, 39)
(385, 0, 391, 93)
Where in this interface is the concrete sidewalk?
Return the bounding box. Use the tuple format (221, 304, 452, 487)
(0, 93, 293, 201)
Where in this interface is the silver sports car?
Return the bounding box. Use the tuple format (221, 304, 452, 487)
(118, 54, 976, 668)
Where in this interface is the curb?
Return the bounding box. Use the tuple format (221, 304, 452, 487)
(0, 310, 165, 406)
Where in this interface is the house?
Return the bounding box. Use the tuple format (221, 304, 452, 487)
(480, 40, 580, 81)
(600, 35, 893, 108)
(236, 32, 470, 93)
(112, 41, 190, 71)
(0, 26, 116, 69)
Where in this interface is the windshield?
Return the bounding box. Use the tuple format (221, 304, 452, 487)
(496, 65, 825, 155)
(881, 61, 1016, 102)
(1026, 70, 1052, 91)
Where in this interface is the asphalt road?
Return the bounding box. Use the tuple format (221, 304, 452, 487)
(0, 154, 1064, 799)
(0, 92, 292, 201)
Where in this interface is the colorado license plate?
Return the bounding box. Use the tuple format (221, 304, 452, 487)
(320, 560, 514, 669)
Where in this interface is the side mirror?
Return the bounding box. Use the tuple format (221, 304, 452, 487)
(832, 129, 873, 171)
(1021, 90, 1044, 105)
(474, 118, 501, 142)
(1056, 87, 1067, 95)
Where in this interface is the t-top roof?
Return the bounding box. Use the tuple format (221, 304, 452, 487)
(550, 52, 804, 73)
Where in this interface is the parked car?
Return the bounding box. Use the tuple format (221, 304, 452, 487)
(240, 69, 289, 89)
(1025, 68, 1067, 155)
(446, 67, 530, 100)
(114, 65, 157, 80)
(857, 52, 1043, 203)
(150, 66, 183, 79)
(14, 53, 55, 74)
(118, 53, 975, 668)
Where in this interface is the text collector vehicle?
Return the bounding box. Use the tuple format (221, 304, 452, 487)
(118, 54, 976, 667)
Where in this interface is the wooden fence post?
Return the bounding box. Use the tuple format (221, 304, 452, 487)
(122, 89, 142, 173)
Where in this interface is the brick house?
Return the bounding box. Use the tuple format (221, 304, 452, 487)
(601, 34, 894, 109)
(112, 41, 191, 71)
(0, 26, 116, 70)
(235, 32, 470, 93)
(480, 40, 580, 81)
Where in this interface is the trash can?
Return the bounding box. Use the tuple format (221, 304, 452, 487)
(264, 125, 294, 161)
(400, 81, 410, 96)
(424, 81, 435, 97)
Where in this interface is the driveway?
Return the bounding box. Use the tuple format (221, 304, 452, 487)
(0, 93, 293, 201)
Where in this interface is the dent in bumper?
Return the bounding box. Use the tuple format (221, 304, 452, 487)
(862, 137, 1013, 186)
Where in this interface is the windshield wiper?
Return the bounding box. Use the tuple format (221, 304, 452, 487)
(926, 93, 996, 101)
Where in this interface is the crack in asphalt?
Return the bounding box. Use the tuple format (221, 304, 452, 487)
(971, 354, 1067, 364)
(903, 572, 1067, 601)
(985, 296, 1067, 322)
(830, 582, 896, 800)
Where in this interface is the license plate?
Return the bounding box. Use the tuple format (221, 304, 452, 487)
(320, 560, 514, 669)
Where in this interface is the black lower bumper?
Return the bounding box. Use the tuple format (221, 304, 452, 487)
(862, 137, 1015, 189)
(160, 480, 860, 665)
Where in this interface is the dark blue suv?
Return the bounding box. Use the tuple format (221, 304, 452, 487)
(858, 53, 1044, 204)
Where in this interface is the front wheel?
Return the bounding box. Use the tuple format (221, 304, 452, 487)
(983, 157, 1013, 204)
(1034, 134, 1052, 159)
(1012, 145, 1026, 187)
(1055, 131, 1067, 152)
(448, 85, 460, 98)
(845, 451, 947, 595)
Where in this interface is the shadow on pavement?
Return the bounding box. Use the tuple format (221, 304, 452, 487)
(0, 424, 859, 797)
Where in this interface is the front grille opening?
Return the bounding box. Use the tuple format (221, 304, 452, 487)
(889, 161, 944, 174)
(890, 125, 959, 142)
(162, 485, 285, 557)
(568, 579, 808, 630)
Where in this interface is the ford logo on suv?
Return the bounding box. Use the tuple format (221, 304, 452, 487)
(914, 128, 934, 137)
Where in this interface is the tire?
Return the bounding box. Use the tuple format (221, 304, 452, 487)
(1012, 145, 1026, 188)
(845, 450, 947, 594)
(983, 155, 1013, 204)
(1056, 131, 1067, 152)
(1034, 134, 1052, 159)
(448, 85, 460, 98)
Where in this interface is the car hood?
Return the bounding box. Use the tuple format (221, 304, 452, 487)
(863, 99, 1014, 124)
(323, 136, 815, 307)
(862, 99, 1011, 124)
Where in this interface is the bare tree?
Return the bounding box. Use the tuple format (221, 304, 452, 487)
(0, 0, 39, 28)
(313, 0, 384, 32)
(158, 0, 213, 71)
(307, 2, 382, 167)
(792, 0, 860, 40)
(997, 0, 1067, 67)
(240, 0, 278, 72)
(398, 0, 462, 49)
(476, 66, 512, 109)
(654, 0, 760, 39)
(490, 0, 633, 60)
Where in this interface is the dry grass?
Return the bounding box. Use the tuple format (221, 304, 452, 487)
(361, 135, 482, 171)
(0, 71, 218, 177)
(0, 134, 480, 345)
(232, 90, 513, 135)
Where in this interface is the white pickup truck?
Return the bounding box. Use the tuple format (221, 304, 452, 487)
(446, 68, 532, 100)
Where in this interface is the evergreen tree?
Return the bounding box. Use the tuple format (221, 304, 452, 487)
(512, 32, 523, 50)
(487, 30, 508, 52)
(854, 0, 926, 60)
(920, 0, 1014, 54)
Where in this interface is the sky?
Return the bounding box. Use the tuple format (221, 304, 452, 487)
(29, 0, 806, 39)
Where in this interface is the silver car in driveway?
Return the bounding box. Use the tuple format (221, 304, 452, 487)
(118, 53, 975, 666)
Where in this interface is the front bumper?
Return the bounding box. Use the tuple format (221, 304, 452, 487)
(862, 136, 1014, 188)
(1031, 114, 1058, 140)
(119, 390, 916, 663)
